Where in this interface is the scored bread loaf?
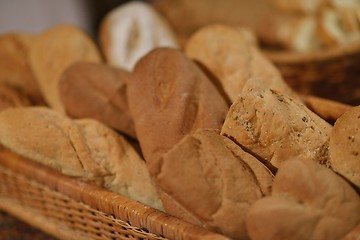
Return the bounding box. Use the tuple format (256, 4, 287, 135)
(29, 25, 102, 113)
(329, 105, 360, 190)
(245, 158, 360, 240)
(152, 128, 273, 239)
(59, 62, 136, 138)
(99, 1, 178, 71)
(0, 107, 163, 209)
(0, 33, 44, 104)
(127, 47, 228, 168)
(185, 24, 299, 104)
(221, 79, 332, 170)
(74, 118, 163, 210)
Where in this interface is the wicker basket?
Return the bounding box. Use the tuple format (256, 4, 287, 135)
(264, 42, 360, 106)
(0, 148, 228, 240)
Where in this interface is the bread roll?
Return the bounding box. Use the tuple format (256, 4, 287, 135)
(185, 24, 298, 103)
(153, 128, 273, 239)
(0, 84, 31, 111)
(99, 1, 178, 71)
(59, 62, 136, 138)
(221, 79, 332, 170)
(0, 33, 44, 104)
(29, 25, 102, 113)
(245, 158, 360, 240)
(0, 107, 163, 209)
(127, 48, 228, 168)
(329, 105, 360, 189)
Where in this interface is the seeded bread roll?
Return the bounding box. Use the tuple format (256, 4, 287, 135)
(0, 84, 31, 111)
(221, 79, 332, 170)
(0, 107, 163, 209)
(152, 129, 273, 239)
(99, 1, 178, 72)
(127, 48, 228, 168)
(329, 105, 360, 189)
(29, 25, 102, 113)
(185, 24, 298, 103)
(245, 158, 360, 240)
(59, 62, 136, 138)
(0, 33, 44, 104)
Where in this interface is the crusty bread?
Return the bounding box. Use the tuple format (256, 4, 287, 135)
(74, 119, 163, 210)
(59, 62, 136, 138)
(127, 48, 228, 168)
(0, 33, 44, 104)
(99, 1, 178, 72)
(245, 158, 360, 240)
(221, 79, 332, 170)
(0, 107, 163, 209)
(0, 84, 31, 111)
(29, 25, 102, 113)
(185, 24, 299, 103)
(152, 128, 273, 239)
(0, 107, 103, 177)
(329, 105, 360, 189)
(0, 107, 104, 178)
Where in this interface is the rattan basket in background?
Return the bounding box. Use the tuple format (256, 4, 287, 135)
(264, 42, 360, 106)
(0, 148, 228, 240)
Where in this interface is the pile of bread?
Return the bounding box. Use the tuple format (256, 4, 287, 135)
(257, 0, 360, 51)
(0, 2, 359, 240)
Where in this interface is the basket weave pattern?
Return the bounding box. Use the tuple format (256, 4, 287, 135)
(0, 149, 227, 240)
(266, 43, 360, 105)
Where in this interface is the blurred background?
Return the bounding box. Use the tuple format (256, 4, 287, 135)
(0, 0, 145, 37)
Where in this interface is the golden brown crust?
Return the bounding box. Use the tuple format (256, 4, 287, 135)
(59, 62, 136, 138)
(154, 129, 273, 239)
(221, 79, 332, 169)
(329, 105, 360, 189)
(185, 24, 298, 103)
(0, 33, 44, 104)
(127, 48, 228, 168)
(29, 25, 102, 113)
(245, 158, 360, 240)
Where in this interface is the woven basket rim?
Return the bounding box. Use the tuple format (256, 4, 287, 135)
(0, 148, 228, 240)
(263, 41, 360, 64)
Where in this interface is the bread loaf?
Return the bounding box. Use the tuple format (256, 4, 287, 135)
(0, 33, 44, 104)
(329, 105, 360, 189)
(221, 79, 332, 170)
(0, 107, 103, 177)
(59, 62, 136, 138)
(153, 128, 273, 239)
(29, 25, 102, 113)
(245, 158, 360, 240)
(127, 48, 228, 168)
(0, 107, 163, 209)
(185, 24, 299, 103)
(99, 1, 178, 71)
